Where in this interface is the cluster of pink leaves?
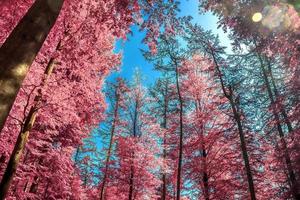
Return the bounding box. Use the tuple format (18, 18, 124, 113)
(0, 0, 144, 198)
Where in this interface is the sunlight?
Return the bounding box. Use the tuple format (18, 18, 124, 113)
(252, 12, 263, 22)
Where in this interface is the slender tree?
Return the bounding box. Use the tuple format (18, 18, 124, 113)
(149, 76, 174, 200)
(99, 78, 128, 200)
(144, 34, 186, 200)
(184, 22, 257, 200)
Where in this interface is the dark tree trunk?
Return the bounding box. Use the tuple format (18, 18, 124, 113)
(128, 160, 134, 200)
(161, 80, 169, 200)
(175, 64, 184, 200)
(202, 150, 209, 200)
(0, 0, 64, 133)
(196, 99, 209, 200)
(258, 56, 299, 200)
(266, 60, 294, 134)
(211, 50, 256, 200)
(228, 94, 256, 200)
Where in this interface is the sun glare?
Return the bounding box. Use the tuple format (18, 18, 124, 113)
(252, 12, 263, 22)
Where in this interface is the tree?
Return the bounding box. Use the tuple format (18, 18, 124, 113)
(107, 71, 162, 200)
(0, 0, 64, 132)
(149, 76, 175, 200)
(184, 22, 260, 200)
(0, 19, 120, 198)
(99, 78, 129, 200)
(144, 34, 187, 200)
(180, 54, 242, 199)
(0, 0, 180, 133)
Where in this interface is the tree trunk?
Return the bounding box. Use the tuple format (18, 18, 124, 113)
(211, 50, 256, 200)
(128, 159, 134, 200)
(0, 0, 64, 133)
(100, 94, 119, 200)
(202, 149, 209, 200)
(161, 81, 169, 200)
(195, 99, 209, 200)
(0, 53, 56, 199)
(266, 60, 294, 134)
(162, 132, 167, 200)
(201, 134, 209, 200)
(175, 64, 184, 200)
(228, 94, 256, 200)
(0, 106, 38, 199)
(258, 56, 299, 200)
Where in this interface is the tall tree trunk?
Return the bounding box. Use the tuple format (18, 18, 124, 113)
(175, 64, 184, 200)
(162, 131, 167, 200)
(128, 92, 139, 200)
(202, 148, 209, 200)
(0, 53, 57, 199)
(266, 60, 294, 134)
(228, 94, 256, 200)
(211, 50, 256, 200)
(196, 100, 209, 200)
(128, 157, 134, 200)
(0, 0, 64, 133)
(100, 94, 120, 200)
(258, 56, 299, 200)
(161, 81, 169, 200)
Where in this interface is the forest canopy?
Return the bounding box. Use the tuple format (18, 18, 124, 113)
(0, 0, 299, 199)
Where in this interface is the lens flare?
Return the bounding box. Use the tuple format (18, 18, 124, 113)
(252, 12, 263, 22)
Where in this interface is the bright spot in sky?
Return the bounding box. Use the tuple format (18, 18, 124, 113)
(252, 12, 263, 22)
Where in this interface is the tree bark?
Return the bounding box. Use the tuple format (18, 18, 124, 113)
(0, 106, 37, 199)
(0, 53, 57, 199)
(0, 0, 64, 133)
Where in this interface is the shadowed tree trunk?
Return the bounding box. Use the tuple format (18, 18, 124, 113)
(128, 162, 134, 200)
(128, 89, 140, 200)
(258, 55, 299, 200)
(266, 60, 294, 134)
(196, 99, 209, 200)
(193, 98, 210, 200)
(0, 0, 64, 133)
(0, 50, 57, 199)
(175, 63, 184, 200)
(211, 49, 257, 200)
(161, 79, 169, 200)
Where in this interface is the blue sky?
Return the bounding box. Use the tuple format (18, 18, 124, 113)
(109, 0, 232, 86)
(88, 0, 232, 165)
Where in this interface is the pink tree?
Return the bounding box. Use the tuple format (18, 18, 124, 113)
(106, 72, 162, 200)
(0, 17, 120, 198)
